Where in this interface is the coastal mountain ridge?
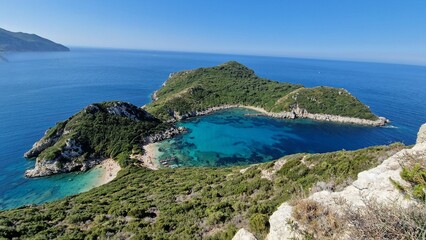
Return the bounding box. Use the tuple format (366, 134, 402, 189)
(0, 27, 69, 52)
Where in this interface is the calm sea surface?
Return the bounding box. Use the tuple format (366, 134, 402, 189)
(0, 48, 425, 209)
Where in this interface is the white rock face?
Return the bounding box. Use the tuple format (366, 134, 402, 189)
(232, 228, 257, 240)
(309, 142, 424, 210)
(107, 103, 139, 121)
(417, 123, 426, 144)
(265, 124, 426, 240)
(266, 203, 299, 240)
(62, 139, 83, 158)
(25, 138, 95, 178)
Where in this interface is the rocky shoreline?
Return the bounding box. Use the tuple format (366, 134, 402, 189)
(24, 125, 185, 178)
(168, 104, 389, 126)
(25, 157, 101, 178)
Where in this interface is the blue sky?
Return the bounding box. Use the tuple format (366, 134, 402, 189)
(1, 0, 425, 65)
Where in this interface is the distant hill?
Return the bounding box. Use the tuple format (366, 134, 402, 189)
(0, 27, 69, 52)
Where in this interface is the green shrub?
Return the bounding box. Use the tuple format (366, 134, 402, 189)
(249, 213, 269, 233)
(400, 153, 426, 201)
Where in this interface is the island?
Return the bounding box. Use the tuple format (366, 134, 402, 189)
(0, 27, 69, 52)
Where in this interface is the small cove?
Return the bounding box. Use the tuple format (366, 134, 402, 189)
(153, 108, 402, 168)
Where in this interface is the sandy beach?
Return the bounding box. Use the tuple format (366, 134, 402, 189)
(131, 143, 161, 170)
(95, 158, 121, 185)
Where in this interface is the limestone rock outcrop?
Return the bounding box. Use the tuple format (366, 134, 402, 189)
(417, 123, 426, 144)
(265, 123, 426, 240)
(232, 228, 257, 240)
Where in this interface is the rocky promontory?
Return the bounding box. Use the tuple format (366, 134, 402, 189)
(24, 101, 177, 177)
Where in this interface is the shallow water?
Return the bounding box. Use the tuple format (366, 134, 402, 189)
(0, 48, 425, 209)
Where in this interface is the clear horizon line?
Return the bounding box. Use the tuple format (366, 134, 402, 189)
(66, 44, 426, 68)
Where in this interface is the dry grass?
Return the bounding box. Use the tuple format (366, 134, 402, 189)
(291, 199, 343, 239)
(289, 197, 426, 240)
(344, 199, 426, 240)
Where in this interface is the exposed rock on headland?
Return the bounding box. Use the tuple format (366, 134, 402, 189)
(24, 101, 179, 178)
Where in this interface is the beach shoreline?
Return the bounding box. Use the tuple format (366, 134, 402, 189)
(93, 158, 121, 185)
(131, 143, 161, 170)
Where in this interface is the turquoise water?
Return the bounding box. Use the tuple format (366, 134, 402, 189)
(0, 166, 105, 209)
(0, 48, 425, 209)
(155, 108, 406, 167)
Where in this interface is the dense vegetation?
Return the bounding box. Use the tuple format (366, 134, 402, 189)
(32, 102, 172, 167)
(1, 143, 404, 239)
(0, 27, 69, 52)
(145, 61, 378, 121)
(272, 86, 378, 120)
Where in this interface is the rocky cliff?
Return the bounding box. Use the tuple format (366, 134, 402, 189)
(24, 101, 177, 177)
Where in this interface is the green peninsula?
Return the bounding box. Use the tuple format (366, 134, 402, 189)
(145, 61, 386, 125)
(24, 101, 180, 177)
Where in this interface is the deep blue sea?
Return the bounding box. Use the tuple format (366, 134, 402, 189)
(0, 48, 425, 210)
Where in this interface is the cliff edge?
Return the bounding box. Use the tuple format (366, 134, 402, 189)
(256, 123, 426, 240)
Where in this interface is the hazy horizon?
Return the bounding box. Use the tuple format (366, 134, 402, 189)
(1, 0, 425, 65)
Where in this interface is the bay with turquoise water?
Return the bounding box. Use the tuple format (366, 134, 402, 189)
(0, 48, 425, 209)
